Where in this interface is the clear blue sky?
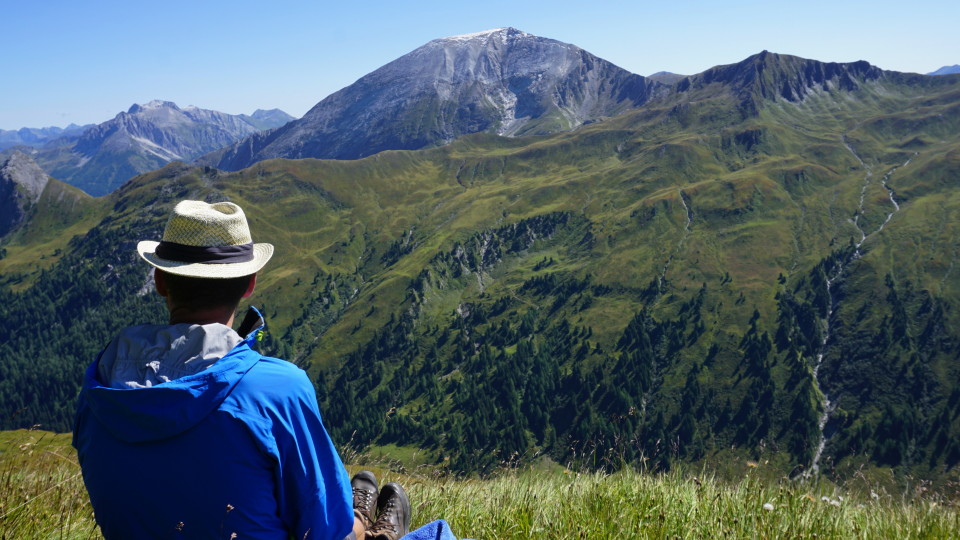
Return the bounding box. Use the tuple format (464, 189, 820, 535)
(2, 0, 957, 130)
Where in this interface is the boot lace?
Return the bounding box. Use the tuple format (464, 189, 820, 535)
(353, 487, 376, 524)
(370, 498, 398, 535)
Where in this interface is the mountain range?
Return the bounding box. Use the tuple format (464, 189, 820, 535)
(1, 102, 293, 196)
(0, 124, 93, 151)
(2, 29, 960, 489)
(4, 29, 956, 199)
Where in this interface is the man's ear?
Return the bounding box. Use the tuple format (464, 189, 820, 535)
(242, 274, 257, 298)
(154, 269, 169, 297)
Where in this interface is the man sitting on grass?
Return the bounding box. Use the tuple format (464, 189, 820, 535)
(72, 200, 411, 539)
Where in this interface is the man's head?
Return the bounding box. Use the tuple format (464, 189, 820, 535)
(154, 270, 256, 314)
(137, 200, 273, 324)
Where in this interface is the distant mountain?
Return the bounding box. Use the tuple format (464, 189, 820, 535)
(677, 50, 887, 116)
(200, 27, 666, 170)
(240, 109, 296, 130)
(929, 65, 960, 76)
(26, 101, 293, 196)
(0, 124, 93, 151)
(647, 71, 686, 84)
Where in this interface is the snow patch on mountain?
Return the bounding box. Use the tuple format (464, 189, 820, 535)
(132, 136, 183, 161)
(440, 28, 520, 43)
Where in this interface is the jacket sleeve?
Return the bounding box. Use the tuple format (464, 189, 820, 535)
(270, 366, 354, 540)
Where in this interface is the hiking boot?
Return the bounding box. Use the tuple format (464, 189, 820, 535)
(351, 470, 378, 530)
(366, 482, 411, 540)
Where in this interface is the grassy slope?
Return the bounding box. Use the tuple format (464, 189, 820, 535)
(2, 429, 958, 539)
(273, 75, 959, 362)
(0, 178, 105, 291)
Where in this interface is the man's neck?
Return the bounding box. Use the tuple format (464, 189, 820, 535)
(168, 307, 236, 327)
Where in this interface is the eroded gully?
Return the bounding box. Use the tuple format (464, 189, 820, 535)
(803, 138, 913, 478)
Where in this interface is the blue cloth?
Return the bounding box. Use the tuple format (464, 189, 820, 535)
(73, 323, 354, 540)
(402, 520, 474, 540)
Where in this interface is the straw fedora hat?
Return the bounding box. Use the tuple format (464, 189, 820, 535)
(137, 200, 274, 279)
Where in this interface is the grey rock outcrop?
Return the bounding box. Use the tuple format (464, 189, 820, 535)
(0, 151, 50, 237)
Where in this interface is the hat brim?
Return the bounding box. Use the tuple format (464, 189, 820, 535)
(137, 240, 274, 278)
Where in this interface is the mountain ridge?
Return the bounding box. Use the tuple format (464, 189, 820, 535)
(202, 35, 930, 175)
(675, 50, 888, 116)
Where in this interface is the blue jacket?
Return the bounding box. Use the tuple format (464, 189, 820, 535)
(73, 320, 353, 540)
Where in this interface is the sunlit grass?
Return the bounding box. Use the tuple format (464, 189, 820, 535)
(6, 429, 953, 539)
(402, 467, 960, 539)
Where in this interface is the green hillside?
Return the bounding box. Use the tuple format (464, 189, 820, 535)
(1, 56, 959, 487)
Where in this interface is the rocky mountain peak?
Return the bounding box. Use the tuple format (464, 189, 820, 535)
(434, 27, 526, 44)
(391, 26, 592, 94)
(202, 28, 662, 170)
(1, 150, 49, 202)
(0, 150, 50, 238)
(127, 100, 180, 114)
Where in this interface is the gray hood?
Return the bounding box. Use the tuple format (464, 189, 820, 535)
(97, 323, 242, 389)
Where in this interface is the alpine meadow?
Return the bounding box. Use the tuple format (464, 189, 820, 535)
(3, 28, 960, 529)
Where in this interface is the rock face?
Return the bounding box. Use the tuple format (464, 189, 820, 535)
(0, 151, 49, 238)
(27, 101, 294, 196)
(203, 28, 665, 170)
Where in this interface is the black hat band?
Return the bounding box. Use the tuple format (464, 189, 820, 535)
(155, 241, 255, 264)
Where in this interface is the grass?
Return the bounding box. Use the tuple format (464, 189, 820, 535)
(0, 430, 96, 539)
(3, 429, 958, 539)
(406, 468, 959, 539)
